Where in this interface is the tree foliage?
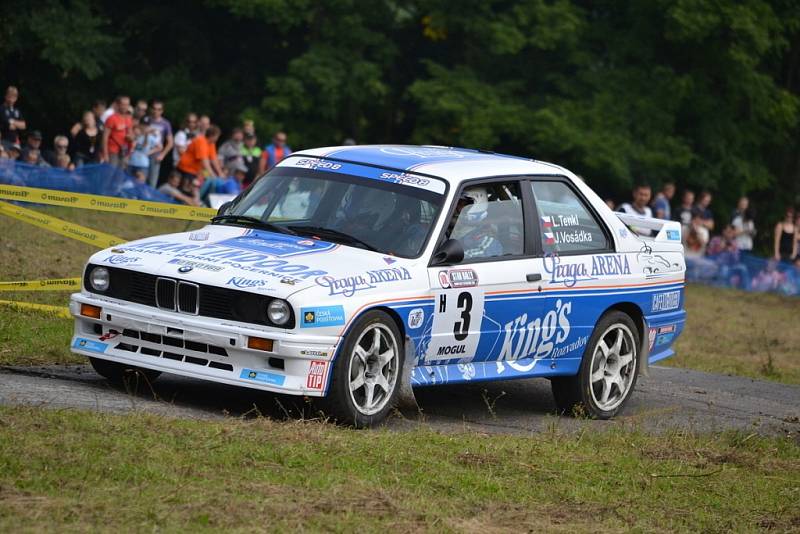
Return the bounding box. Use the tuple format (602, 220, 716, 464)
(1, 0, 799, 227)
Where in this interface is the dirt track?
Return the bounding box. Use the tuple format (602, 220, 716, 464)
(1, 364, 798, 436)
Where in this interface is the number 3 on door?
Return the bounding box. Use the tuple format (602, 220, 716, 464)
(425, 289, 484, 362)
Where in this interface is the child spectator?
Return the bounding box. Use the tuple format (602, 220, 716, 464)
(752, 259, 787, 292)
(133, 169, 147, 184)
(684, 212, 716, 280)
(731, 196, 756, 252)
(70, 111, 101, 166)
(23, 148, 49, 167)
(773, 207, 797, 262)
(55, 153, 74, 170)
(652, 182, 675, 220)
(128, 123, 161, 177)
(707, 224, 750, 289)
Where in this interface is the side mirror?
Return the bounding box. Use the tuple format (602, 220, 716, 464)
(431, 238, 464, 266)
(217, 201, 232, 217)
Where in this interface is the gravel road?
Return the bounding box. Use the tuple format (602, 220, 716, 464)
(1, 364, 798, 436)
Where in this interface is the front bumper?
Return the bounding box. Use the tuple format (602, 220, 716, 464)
(69, 292, 339, 396)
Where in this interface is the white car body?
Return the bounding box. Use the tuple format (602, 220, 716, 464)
(70, 145, 686, 403)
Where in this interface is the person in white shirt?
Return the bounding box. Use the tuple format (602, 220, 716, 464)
(730, 196, 755, 252)
(618, 184, 653, 218)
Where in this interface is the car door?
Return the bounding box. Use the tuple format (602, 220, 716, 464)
(422, 179, 547, 369)
(525, 178, 618, 368)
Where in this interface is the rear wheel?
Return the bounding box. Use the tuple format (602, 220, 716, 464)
(89, 357, 161, 386)
(551, 311, 640, 419)
(319, 310, 402, 428)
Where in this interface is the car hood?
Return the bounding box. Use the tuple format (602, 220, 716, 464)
(87, 224, 421, 300)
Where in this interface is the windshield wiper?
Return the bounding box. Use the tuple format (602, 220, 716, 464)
(289, 225, 379, 252)
(211, 214, 297, 235)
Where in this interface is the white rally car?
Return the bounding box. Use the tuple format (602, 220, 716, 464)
(70, 145, 686, 426)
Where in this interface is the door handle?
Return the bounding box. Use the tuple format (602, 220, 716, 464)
(526, 273, 542, 282)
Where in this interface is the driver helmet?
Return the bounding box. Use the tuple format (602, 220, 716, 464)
(462, 186, 489, 222)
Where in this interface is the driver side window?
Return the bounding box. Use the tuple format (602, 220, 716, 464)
(447, 182, 524, 260)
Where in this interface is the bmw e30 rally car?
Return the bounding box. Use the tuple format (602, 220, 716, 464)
(70, 145, 686, 426)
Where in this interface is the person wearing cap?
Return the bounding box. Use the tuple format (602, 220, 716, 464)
(1, 86, 26, 144)
(240, 132, 262, 186)
(3, 141, 21, 161)
(21, 132, 48, 166)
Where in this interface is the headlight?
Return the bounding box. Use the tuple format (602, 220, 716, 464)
(267, 299, 291, 326)
(89, 266, 110, 292)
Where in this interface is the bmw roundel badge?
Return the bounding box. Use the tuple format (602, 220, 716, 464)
(178, 265, 193, 273)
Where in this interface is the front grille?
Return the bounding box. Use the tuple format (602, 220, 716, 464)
(84, 265, 294, 328)
(156, 278, 176, 310)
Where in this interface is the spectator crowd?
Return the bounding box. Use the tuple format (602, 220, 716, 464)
(613, 182, 800, 296)
(2, 84, 799, 295)
(0, 86, 293, 208)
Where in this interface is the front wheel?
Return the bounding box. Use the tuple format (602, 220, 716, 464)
(320, 310, 403, 428)
(551, 311, 640, 419)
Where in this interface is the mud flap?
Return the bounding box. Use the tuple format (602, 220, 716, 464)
(640, 316, 650, 377)
(394, 336, 419, 413)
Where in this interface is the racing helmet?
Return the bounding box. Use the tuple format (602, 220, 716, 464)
(462, 186, 489, 222)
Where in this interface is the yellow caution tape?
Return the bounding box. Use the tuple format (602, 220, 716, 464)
(0, 200, 124, 248)
(0, 184, 217, 221)
(0, 299, 71, 319)
(0, 278, 81, 291)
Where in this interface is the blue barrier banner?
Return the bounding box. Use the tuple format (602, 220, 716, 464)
(687, 251, 800, 297)
(0, 159, 174, 203)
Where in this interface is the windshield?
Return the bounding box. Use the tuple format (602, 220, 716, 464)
(223, 167, 445, 258)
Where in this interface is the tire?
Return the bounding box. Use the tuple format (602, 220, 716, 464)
(89, 357, 161, 386)
(551, 310, 640, 419)
(319, 310, 403, 428)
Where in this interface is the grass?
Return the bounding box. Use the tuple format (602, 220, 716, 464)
(0, 406, 797, 532)
(669, 284, 800, 384)
(0, 205, 799, 383)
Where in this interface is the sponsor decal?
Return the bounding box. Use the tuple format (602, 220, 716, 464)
(189, 231, 209, 241)
(306, 360, 327, 390)
(226, 277, 269, 289)
(300, 305, 346, 328)
(378, 171, 430, 188)
(655, 332, 675, 346)
(72, 337, 108, 354)
(300, 349, 329, 357)
(240, 368, 286, 386)
(383, 256, 397, 265)
(295, 158, 342, 171)
(447, 269, 478, 288)
(438, 271, 450, 288)
(457, 363, 476, 380)
(280, 278, 297, 285)
(102, 255, 141, 265)
(129, 241, 329, 281)
(666, 229, 680, 241)
(315, 267, 411, 297)
(653, 324, 677, 347)
(407, 308, 425, 329)
(651, 290, 681, 312)
(637, 245, 682, 275)
(168, 258, 224, 272)
(217, 233, 336, 258)
(496, 299, 589, 373)
(590, 254, 631, 277)
(648, 327, 657, 350)
(543, 254, 597, 287)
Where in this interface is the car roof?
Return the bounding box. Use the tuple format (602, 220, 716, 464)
(290, 145, 574, 185)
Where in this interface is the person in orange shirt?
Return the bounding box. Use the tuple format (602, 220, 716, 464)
(177, 125, 223, 183)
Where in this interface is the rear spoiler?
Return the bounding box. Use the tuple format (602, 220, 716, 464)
(616, 212, 682, 242)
